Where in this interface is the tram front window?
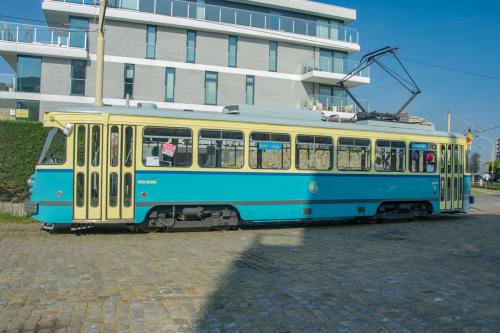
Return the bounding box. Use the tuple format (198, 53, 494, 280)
(38, 128, 67, 165)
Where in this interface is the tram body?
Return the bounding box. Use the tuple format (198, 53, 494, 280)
(26, 105, 472, 231)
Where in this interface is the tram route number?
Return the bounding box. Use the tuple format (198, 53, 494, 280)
(162, 143, 177, 157)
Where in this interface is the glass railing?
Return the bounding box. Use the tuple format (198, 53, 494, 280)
(0, 73, 16, 92)
(304, 94, 370, 113)
(49, 0, 359, 44)
(0, 20, 88, 49)
(303, 58, 370, 78)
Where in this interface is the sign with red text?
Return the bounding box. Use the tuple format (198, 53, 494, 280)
(162, 142, 176, 157)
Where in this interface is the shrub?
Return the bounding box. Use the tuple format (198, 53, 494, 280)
(0, 120, 47, 201)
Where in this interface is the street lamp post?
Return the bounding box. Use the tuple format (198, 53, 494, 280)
(476, 135, 495, 179)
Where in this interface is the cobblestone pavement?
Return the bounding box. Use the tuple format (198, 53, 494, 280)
(0, 193, 499, 333)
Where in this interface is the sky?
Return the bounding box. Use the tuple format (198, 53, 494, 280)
(1, 0, 499, 165)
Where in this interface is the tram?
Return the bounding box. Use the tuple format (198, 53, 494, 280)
(25, 104, 473, 232)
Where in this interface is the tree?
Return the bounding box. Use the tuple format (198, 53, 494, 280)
(471, 152, 481, 173)
(486, 160, 500, 177)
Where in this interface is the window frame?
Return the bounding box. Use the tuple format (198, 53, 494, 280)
(228, 35, 237, 68)
(198, 128, 245, 169)
(16, 55, 41, 93)
(186, 30, 196, 63)
(123, 63, 135, 99)
(245, 75, 255, 105)
(337, 137, 372, 172)
(204, 71, 218, 105)
(141, 126, 193, 168)
(295, 134, 333, 171)
(70, 59, 87, 96)
(165, 67, 175, 102)
(408, 142, 437, 174)
(374, 139, 406, 172)
(146, 25, 157, 59)
(249, 131, 291, 170)
(269, 41, 278, 72)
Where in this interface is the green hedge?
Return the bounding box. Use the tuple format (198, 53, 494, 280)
(0, 120, 48, 201)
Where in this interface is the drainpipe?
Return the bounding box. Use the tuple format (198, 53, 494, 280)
(95, 0, 107, 107)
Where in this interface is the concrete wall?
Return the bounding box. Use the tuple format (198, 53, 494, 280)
(40, 57, 71, 95)
(174, 68, 204, 105)
(87, 61, 124, 99)
(278, 42, 314, 74)
(238, 36, 269, 71)
(156, 26, 186, 62)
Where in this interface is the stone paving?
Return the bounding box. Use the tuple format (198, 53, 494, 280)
(0, 193, 499, 332)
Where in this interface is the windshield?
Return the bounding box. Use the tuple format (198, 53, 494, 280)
(38, 128, 67, 165)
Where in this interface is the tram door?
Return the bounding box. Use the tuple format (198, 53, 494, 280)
(440, 144, 463, 211)
(106, 125, 136, 221)
(74, 124, 103, 220)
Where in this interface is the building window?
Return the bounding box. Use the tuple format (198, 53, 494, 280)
(269, 41, 278, 72)
(69, 16, 88, 48)
(146, 25, 157, 59)
(142, 127, 193, 167)
(204, 72, 218, 105)
(186, 30, 196, 63)
(249, 132, 291, 170)
(165, 67, 175, 102)
(337, 137, 371, 171)
(198, 130, 244, 169)
(70, 60, 87, 96)
(319, 49, 346, 73)
(124, 64, 135, 99)
(245, 75, 255, 105)
(228, 35, 237, 67)
(17, 56, 41, 93)
(296, 135, 333, 171)
(375, 140, 406, 172)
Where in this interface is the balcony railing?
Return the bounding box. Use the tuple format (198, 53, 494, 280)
(303, 58, 370, 78)
(0, 73, 16, 92)
(0, 20, 88, 49)
(50, 0, 359, 44)
(304, 94, 370, 114)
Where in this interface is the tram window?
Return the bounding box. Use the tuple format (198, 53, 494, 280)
(409, 142, 436, 173)
(124, 173, 132, 207)
(337, 137, 371, 171)
(454, 145, 459, 174)
(90, 173, 99, 207)
(249, 132, 291, 170)
(198, 130, 244, 169)
(38, 127, 67, 165)
(296, 135, 333, 171)
(76, 173, 85, 207)
(375, 140, 405, 172)
(77, 125, 86, 167)
(142, 127, 192, 167)
(440, 145, 446, 174)
(109, 172, 118, 207)
(124, 126, 134, 167)
(447, 145, 452, 173)
(91, 125, 100, 167)
(110, 126, 119, 167)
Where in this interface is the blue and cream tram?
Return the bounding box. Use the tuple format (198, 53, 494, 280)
(26, 105, 473, 231)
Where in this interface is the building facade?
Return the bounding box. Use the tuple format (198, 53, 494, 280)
(496, 138, 500, 161)
(0, 0, 369, 120)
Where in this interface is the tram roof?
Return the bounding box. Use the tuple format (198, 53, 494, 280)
(49, 104, 463, 138)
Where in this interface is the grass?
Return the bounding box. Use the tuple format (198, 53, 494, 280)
(0, 211, 36, 224)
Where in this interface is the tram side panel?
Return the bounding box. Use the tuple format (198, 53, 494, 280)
(134, 171, 440, 223)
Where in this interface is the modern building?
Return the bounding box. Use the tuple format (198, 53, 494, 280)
(0, 0, 370, 120)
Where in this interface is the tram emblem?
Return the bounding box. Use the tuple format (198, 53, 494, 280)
(308, 181, 319, 193)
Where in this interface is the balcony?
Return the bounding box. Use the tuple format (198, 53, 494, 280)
(304, 94, 370, 115)
(47, 0, 360, 47)
(0, 20, 88, 58)
(302, 58, 370, 87)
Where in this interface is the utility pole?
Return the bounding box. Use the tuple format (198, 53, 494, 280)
(447, 109, 451, 133)
(95, 0, 107, 107)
